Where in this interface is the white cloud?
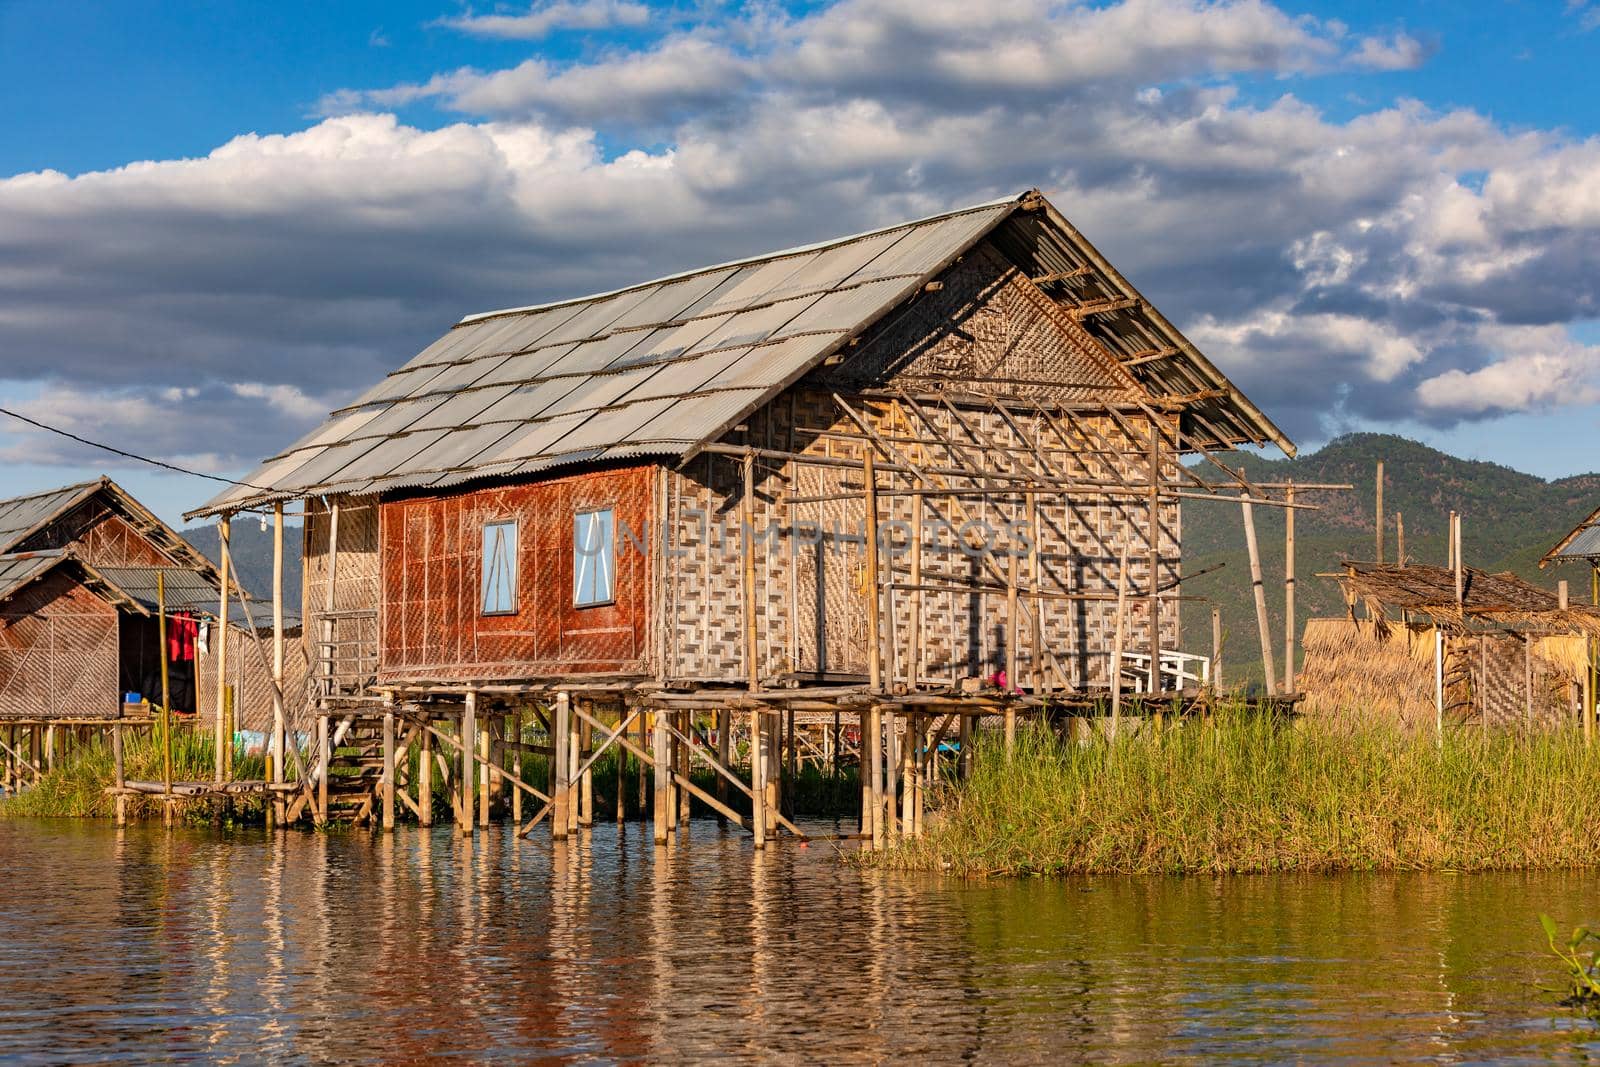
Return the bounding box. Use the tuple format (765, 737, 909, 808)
(1349, 32, 1430, 71)
(434, 0, 651, 40)
(4, 0, 1600, 477)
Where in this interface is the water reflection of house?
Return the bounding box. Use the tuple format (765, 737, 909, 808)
(186, 188, 1299, 834)
(0, 477, 300, 743)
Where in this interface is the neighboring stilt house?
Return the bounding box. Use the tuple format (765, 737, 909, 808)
(188, 188, 1297, 835)
(0, 477, 300, 740)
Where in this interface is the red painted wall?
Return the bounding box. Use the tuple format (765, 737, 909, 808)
(378, 466, 654, 682)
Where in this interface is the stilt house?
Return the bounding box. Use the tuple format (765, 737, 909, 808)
(0, 477, 298, 729)
(190, 189, 1292, 708)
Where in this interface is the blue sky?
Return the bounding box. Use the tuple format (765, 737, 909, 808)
(0, 0, 1596, 524)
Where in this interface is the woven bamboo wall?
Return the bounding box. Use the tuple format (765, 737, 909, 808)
(0, 571, 119, 719)
(302, 495, 381, 694)
(194, 622, 310, 734)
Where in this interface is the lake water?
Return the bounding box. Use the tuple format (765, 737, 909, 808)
(0, 817, 1596, 1063)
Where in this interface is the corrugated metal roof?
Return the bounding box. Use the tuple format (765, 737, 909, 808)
(0, 551, 66, 601)
(1544, 509, 1600, 564)
(190, 188, 1292, 518)
(93, 565, 300, 630)
(0, 480, 103, 554)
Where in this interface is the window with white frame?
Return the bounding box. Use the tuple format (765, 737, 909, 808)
(573, 508, 615, 607)
(481, 520, 518, 615)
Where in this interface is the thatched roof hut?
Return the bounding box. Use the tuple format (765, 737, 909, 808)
(1300, 561, 1599, 728)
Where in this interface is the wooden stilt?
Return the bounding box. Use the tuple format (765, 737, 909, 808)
(616, 704, 626, 823)
(958, 711, 972, 780)
(858, 707, 873, 837)
(1375, 460, 1385, 564)
(1148, 417, 1163, 695)
(567, 699, 580, 834)
(419, 720, 434, 827)
(750, 707, 766, 849)
(462, 692, 477, 836)
(552, 692, 569, 840)
(315, 713, 329, 828)
(1211, 607, 1222, 692)
(1396, 511, 1406, 566)
(578, 708, 593, 827)
(869, 704, 885, 850)
(112, 722, 126, 827)
(478, 712, 491, 828)
(511, 711, 523, 824)
(865, 452, 883, 693)
(637, 712, 648, 817)
(382, 698, 396, 830)
(715, 707, 730, 825)
(884, 710, 900, 840)
(157, 571, 172, 798)
(653, 710, 669, 845)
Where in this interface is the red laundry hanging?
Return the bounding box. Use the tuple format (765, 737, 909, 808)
(168, 611, 197, 663)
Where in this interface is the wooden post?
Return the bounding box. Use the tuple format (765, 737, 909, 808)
(716, 707, 730, 825)
(1375, 460, 1384, 564)
(462, 691, 477, 836)
(112, 722, 126, 827)
(749, 707, 765, 849)
(648, 710, 665, 843)
(1211, 607, 1222, 692)
(552, 692, 569, 840)
(884, 709, 900, 840)
(578, 708, 593, 827)
(1110, 541, 1130, 732)
(869, 704, 884, 850)
(270, 501, 286, 824)
(1284, 482, 1296, 695)
(1147, 416, 1162, 695)
(909, 493, 924, 687)
(418, 719, 433, 827)
(742, 452, 760, 693)
(478, 712, 491, 828)
(1453, 513, 1464, 610)
(569, 702, 582, 833)
(1241, 500, 1277, 696)
(511, 711, 523, 825)
(1447, 510, 1456, 569)
(1433, 627, 1444, 744)
(1005, 551, 1018, 756)
(381, 699, 396, 830)
(958, 710, 972, 780)
(859, 707, 873, 836)
(214, 514, 231, 782)
(1028, 492, 1042, 695)
(1396, 512, 1405, 567)
(157, 570, 172, 798)
(315, 713, 329, 828)
(865, 451, 883, 692)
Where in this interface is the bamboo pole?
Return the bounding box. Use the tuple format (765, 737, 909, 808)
(869, 704, 884, 850)
(552, 693, 570, 838)
(214, 514, 231, 782)
(1434, 628, 1444, 744)
(885, 709, 900, 841)
(653, 710, 669, 844)
(157, 570, 172, 797)
(1147, 416, 1162, 694)
(859, 707, 873, 835)
(1241, 500, 1277, 696)
(749, 707, 765, 849)
(419, 719, 433, 826)
(1284, 482, 1296, 695)
(1375, 460, 1384, 564)
(270, 502, 286, 825)
(382, 699, 396, 831)
(1110, 542, 1130, 732)
(316, 713, 329, 828)
(1454, 513, 1464, 609)
(742, 452, 759, 693)
(1005, 551, 1018, 755)
(908, 493, 923, 688)
(462, 691, 477, 836)
(865, 451, 882, 693)
(1211, 607, 1222, 692)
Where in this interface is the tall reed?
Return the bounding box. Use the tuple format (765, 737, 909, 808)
(876, 710, 1600, 875)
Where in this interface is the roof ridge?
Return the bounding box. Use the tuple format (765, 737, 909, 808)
(456, 191, 1028, 327)
(0, 476, 105, 510)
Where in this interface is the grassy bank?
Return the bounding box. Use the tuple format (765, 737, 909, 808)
(873, 712, 1600, 876)
(0, 730, 265, 820)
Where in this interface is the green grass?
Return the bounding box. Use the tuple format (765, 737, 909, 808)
(872, 709, 1600, 876)
(0, 728, 265, 820)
